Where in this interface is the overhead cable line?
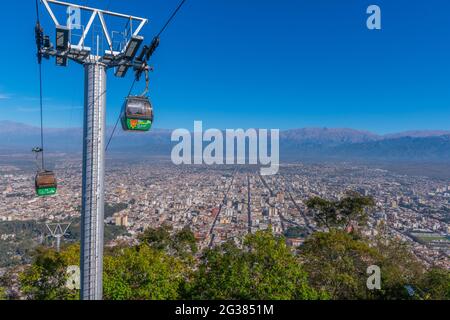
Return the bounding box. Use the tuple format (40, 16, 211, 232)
(105, 0, 188, 152)
(157, 0, 187, 39)
(35, 0, 46, 170)
(105, 78, 137, 151)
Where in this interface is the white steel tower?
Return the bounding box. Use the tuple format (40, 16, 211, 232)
(38, 0, 148, 300)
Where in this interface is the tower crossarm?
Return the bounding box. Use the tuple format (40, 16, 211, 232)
(40, 0, 148, 67)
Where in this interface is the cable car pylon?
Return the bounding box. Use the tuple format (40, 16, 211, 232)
(36, 0, 149, 300)
(46, 222, 72, 252)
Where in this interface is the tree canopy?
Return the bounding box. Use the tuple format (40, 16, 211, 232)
(306, 191, 375, 230)
(19, 246, 79, 300)
(138, 225, 198, 260)
(103, 245, 187, 300)
(0, 287, 6, 300)
(187, 230, 326, 300)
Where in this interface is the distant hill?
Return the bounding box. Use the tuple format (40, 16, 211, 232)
(282, 135, 450, 161)
(0, 121, 172, 154)
(281, 128, 380, 145)
(0, 121, 449, 162)
(384, 130, 450, 139)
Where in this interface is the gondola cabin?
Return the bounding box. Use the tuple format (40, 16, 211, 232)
(35, 171, 57, 196)
(121, 96, 154, 132)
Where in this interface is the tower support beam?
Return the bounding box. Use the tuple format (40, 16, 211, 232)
(80, 62, 106, 300)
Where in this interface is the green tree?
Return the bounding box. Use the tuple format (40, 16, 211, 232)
(173, 227, 198, 257)
(370, 229, 425, 300)
(19, 245, 80, 300)
(139, 225, 197, 259)
(138, 225, 173, 251)
(300, 229, 379, 299)
(103, 244, 187, 300)
(188, 229, 325, 300)
(300, 224, 435, 300)
(417, 268, 450, 300)
(373, 226, 448, 300)
(0, 270, 16, 300)
(0, 287, 6, 300)
(306, 192, 375, 230)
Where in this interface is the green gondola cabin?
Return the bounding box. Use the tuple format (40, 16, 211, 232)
(121, 96, 154, 132)
(35, 171, 57, 196)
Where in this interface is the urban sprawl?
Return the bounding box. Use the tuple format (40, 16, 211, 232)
(0, 159, 449, 270)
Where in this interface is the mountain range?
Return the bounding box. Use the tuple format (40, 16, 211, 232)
(0, 121, 449, 162)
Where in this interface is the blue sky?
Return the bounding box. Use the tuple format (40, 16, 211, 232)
(0, 0, 449, 134)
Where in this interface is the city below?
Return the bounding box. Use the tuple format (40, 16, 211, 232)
(0, 155, 448, 272)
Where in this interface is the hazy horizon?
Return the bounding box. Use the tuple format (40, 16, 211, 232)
(1, 119, 450, 136)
